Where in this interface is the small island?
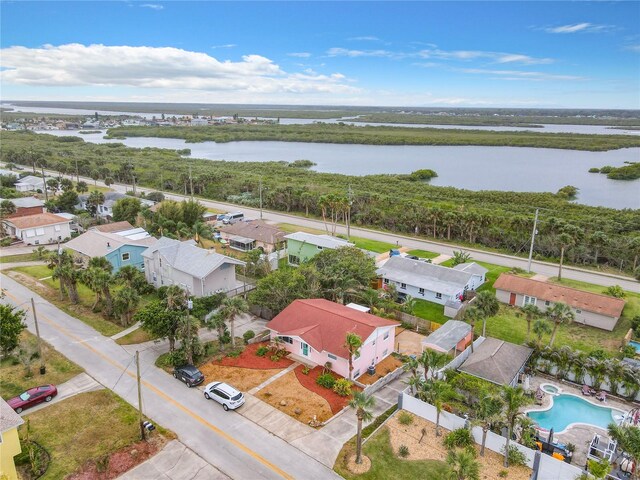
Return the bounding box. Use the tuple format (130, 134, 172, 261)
(589, 162, 640, 180)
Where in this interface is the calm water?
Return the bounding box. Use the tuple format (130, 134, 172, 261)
(39, 130, 640, 209)
(527, 394, 622, 432)
(629, 341, 640, 354)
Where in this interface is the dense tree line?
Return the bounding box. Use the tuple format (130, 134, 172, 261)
(2, 131, 639, 275)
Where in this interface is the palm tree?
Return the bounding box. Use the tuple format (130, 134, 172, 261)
(218, 296, 249, 348)
(88, 256, 113, 273)
(349, 392, 375, 465)
(344, 332, 363, 381)
(571, 353, 586, 385)
(607, 423, 640, 480)
(83, 267, 108, 311)
(532, 318, 552, 348)
(546, 302, 575, 347)
(405, 373, 423, 396)
(557, 232, 574, 281)
(502, 386, 531, 467)
(550, 345, 575, 380)
(521, 304, 541, 342)
(464, 306, 482, 352)
(419, 349, 449, 382)
(585, 357, 607, 391)
(418, 379, 459, 436)
(402, 355, 420, 377)
(113, 288, 140, 326)
(447, 448, 480, 480)
(473, 392, 503, 457)
(86, 190, 105, 217)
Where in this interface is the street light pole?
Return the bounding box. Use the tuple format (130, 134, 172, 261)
(136, 350, 145, 441)
(527, 208, 539, 273)
(259, 178, 263, 220)
(30, 298, 45, 375)
(186, 297, 193, 364)
(346, 184, 353, 242)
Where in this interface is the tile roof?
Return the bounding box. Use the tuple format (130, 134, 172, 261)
(422, 320, 471, 353)
(92, 221, 134, 233)
(4, 212, 70, 229)
(65, 229, 156, 258)
(284, 232, 354, 249)
(266, 299, 399, 359)
(220, 220, 286, 245)
(377, 256, 474, 296)
(493, 274, 625, 318)
(459, 337, 533, 386)
(0, 396, 24, 434)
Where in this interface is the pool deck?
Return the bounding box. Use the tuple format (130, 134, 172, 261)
(526, 375, 634, 469)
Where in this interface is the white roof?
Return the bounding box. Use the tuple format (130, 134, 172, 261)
(65, 230, 157, 258)
(0, 196, 44, 208)
(114, 227, 152, 241)
(284, 232, 354, 249)
(55, 213, 76, 220)
(346, 303, 371, 313)
(453, 262, 488, 276)
(15, 175, 45, 186)
(377, 256, 474, 297)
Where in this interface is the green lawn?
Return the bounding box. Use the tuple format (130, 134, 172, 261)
(115, 327, 158, 345)
(10, 266, 126, 336)
(18, 390, 172, 480)
(412, 299, 448, 325)
(0, 331, 84, 398)
(347, 236, 397, 254)
(0, 253, 42, 264)
(278, 222, 324, 235)
(405, 249, 439, 259)
(334, 427, 450, 480)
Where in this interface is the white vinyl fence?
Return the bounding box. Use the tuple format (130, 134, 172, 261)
(399, 390, 584, 480)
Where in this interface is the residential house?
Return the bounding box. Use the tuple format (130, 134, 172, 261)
(76, 192, 155, 219)
(284, 232, 354, 265)
(220, 220, 286, 253)
(265, 299, 400, 380)
(91, 221, 134, 233)
(493, 274, 626, 331)
(458, 337, 533, 387)
(422, 320, 472, 356)
(0, 197, 45, 218)
(14, 175, 45, 192)
(2, 212, 71, 245)
(376, 256, 487, 305)
(65, 229, 157, 272)
(142, 237, 245, 297)
(0, 397, 24, 480)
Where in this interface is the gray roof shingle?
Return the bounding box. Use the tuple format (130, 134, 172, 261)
(0, 397, 24, 434)
(284, 232, 353, 249)
(422, 320, 471, 353)
(458, 337, 533, 386)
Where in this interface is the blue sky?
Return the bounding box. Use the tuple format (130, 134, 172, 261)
(1, 1, 639, 108)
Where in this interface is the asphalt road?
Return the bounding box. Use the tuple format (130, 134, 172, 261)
(18, 166, 640, 293)
(0, 274, 343, 480)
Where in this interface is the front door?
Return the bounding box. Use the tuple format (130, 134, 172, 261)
(301, 343, 309, 356)
(509, 293, 516, 305)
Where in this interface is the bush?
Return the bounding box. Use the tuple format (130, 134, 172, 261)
(256, 346, 268, 357)
(0, 237, 12, 247)
(166, 350, 187, 367)
(501, 445, 527, 467)
(398, 411, 414, 425)
(443, 427, 474, 450)
(603, 285, 625, 298)
(226, 348, 242, 358)
(498, 470, 508, 478)
(301, 365, 310, 375)
(332, 378, 352, 397)
(270, 354, 281, 362)
(316, 373, 336, 389)
(398, 445, 410, 457)
(243, 330, 255, 345)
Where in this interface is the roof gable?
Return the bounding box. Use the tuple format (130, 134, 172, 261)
(284, 232, 354, 249)
(459, 337, 533, 386)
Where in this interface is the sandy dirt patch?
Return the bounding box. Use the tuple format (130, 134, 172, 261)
(357, 355, 403, 385)
(346, 454, 371, 474)
(293, 365, 358, 414)
(395, 329, 425, 356)
(257, 371, 334, 425)
(387, 412, 532, 480)
(199, 364, 283, 391)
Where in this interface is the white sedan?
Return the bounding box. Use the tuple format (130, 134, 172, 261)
(203, 381, 245, 411)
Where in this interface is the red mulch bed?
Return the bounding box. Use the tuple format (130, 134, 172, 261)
(294, 365, 361, 414)
(215, 342, 293, 369)
(67, 437, 163, 480)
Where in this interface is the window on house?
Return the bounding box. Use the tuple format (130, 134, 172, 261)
(317, 245, 323, 250)
(576, 309, 582, 314)
(159, 258, 162, 267)
(545, 300, 550, 306)
(328, 353, 337, 360)
(54, 224, 61, 231)
(383, 278, 389, 285)
(400, 283, 406, 289)
(355, 351, 360, 359)
(383, 331, 389, 340)
(383, 349, 388, 356)
(122, 253, 130, 261)
(435, 292, 442, 300)
(36, 228, 45, 235)
(418, 288, 425, 296)
(288, 254, 300, 265)
(152, 272, 157, 282)
(523, 296, 537, 306)
(372, 340, 376, 346)
(353, 370, 360, 379)
(279, 336, 293, 344)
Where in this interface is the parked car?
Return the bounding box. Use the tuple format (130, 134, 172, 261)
(8, 385, 58, 413)
(203, 381, 245, 411)
(222, 212, 244, 225)
(173, 365, 204, 388)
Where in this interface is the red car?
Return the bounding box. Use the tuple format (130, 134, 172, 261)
(8, 385, 58, 413)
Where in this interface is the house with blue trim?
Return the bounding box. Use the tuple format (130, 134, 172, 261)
(64, 229, 157, 272)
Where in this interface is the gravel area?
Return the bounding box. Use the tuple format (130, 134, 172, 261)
(199, 363, 284, 391)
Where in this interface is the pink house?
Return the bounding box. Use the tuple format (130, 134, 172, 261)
(265, 299, 400, 380)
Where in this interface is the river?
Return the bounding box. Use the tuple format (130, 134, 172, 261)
(39, 129, 639, 209)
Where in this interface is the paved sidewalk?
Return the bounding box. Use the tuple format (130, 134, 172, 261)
(431, 254, 452, 264)
(118, 440, 229, 480)
(248, 362, 299, 394)
(24, 372, 103, 415)
(111, 321, 142, 340)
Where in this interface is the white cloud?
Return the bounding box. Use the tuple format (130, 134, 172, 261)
(212, 44, 237, 49)
(326, 48, 406, 59)
(287, 52, 312, 58)
(545, 23, 614, 34)
(458, 68, 585, 82)
(349, 36, 381, 42)
(140, 3, 163, 10)
(624, 44, 640, 53)
(0, 44, 359, 95)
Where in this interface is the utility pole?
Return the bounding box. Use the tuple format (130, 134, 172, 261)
(40, 165, 49, 203)
(189, 165, 194, 200)
(136, 350, 145, 441)
(30, 298, 45, 375)
(75, 157, 79, 183)
(527, 208, 539, 273)
(259, 178, 263, 220)
(186, 297, 193, 364)
(346, 184, 353, 242)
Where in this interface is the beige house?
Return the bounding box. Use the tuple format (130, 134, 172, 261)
(493, 274, 626, 331)
(142, 237, 245, 297)
(0, 397, 24, 480)
(2, 212, 71, 245)
(219, 220, 286, 253)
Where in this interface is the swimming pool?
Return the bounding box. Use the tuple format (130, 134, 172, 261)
(629, 340, 640, 354)
(527, 394, 624, 432)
